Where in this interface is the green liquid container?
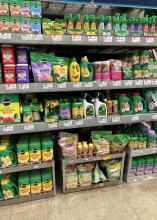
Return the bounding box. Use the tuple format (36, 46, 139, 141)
(59, 98, 71, 120)
(80, 56, 93, 82)
(118, 93, 133, 115)
(72, 98, 83, 120)
(0, 146, 17, 168)
(1, 175, 18, 199)
(132, 92, 147, 114)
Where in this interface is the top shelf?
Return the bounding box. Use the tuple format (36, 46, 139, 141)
(0, 33, 156, 47)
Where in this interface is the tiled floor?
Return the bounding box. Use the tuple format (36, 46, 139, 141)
(0, 181, 157, 220)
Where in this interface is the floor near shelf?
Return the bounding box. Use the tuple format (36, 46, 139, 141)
(0, 181, 157, 220)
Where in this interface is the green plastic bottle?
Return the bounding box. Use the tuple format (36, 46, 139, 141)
(105, 16, 112, 35)
(0, 145, 17, 168)
(1, 175, 18, 199)
(83, 14, 90, 34)
(80, 56, 93, 81)
(120, 14, 128, 37)
(118, 93, 133, 115)
(132, 92, 147, 114)
(97, 15, 105, 34)
(59, 98, 71, 120)
(113, 14, 120, 36)
(65, 13, 74, 34)
(18, 171, 30, 197)
(150, 15, 156, 36)
(143, 15, 149, 36)
(74, 14, 82, 34)
(72, 98, 83, 120)
(30, 170, 42, 195)
(41, 168, 53, 192)
(89, 15, 97, 34)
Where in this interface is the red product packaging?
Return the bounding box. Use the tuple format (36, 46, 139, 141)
(3, 65, 16, 84)
(1, 45, 15, 65)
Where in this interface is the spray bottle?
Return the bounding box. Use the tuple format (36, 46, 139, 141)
(83, 93, 95, 118)
(94, 92, 107, 117)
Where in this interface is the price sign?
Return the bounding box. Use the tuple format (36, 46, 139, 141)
(151, 79, 157, 86)
(32, 34, 43, 41)
(72, 35, 81, 42)
(33, 165, 39, 169)
(3, 126, 13, 133)
(116, 37, 125, 43)
(98, 118, 108, 124)
(112, 116, 120, 123)
(112, 81, 122, 87)
(52, 35, 62, 41)
(151, 114, 157, 120)
(144, 80, 152, 86)
(63, 120, 73, 128)
(0, 33, 11, 40)
(22, 34, 33, 41)
(135, 80, 143, 86)
(131, 115, 139, 122)
(47, 123, 58, 129)
(88, 36, 97, 43)
(103, 155, 112, 160)
(84, 82, 94, 88)
(97, 81, 107, 88)
(146, 37, 154, 44)
(23, 124, 35, 131)
(42, 83, 54, 90)
(6, 84, 17, 91)
(19, 84, 30, 90)
(56, 83, 66, 89)
(74, 120, 83, 127)
(72, 82, 82, 89)
(123, 80, 133, 87)
(104, 36, 112, 43)
(132, 37, 140, 43)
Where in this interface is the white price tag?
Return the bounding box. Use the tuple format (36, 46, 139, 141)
(135, 80, 143, 86)
(132, 37, 140, 43)
(97, 81, 107, 88)
(63, 120, 73, 127)
(6, 84, 17, 91)
(23, 124, 35, 131)
(0, 33, 11, 40)
(146, 37, 154, 44)
(151, 114, 157, 120)
(3, 125, 13, 133)
(42, 83, 54, 90)
(98, 118, 108, 124)
(104, 36, 112, 43)
(151, 79, 157, 86)
(88, 36, 97, 42)
(72, 82, 82, 88)
(33, 165, 39, 169)
(112, 116, 120, 123)
(32, 34, 43, 41)
(19, 84, 30, 90)
(116, 37, 125, 43)
(22, 34, 33, 41)
(47, 123, 58, 129)
(144, 80, 152, 86)
(84, 82, 94, 88)
(56, 83, 66, 89)
(52, 35, 62, 41)
(74, 120, 83, 126)
(0, 171, 2, 174)
(112, 81, 122, 87)
(123, 80, 133, 87)
(83, 158, 89, 161)
(131, 115, 139, 122)
(72, 35, 81, 42)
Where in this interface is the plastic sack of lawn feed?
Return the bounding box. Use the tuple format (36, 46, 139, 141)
(91, 131, 112, 156)
(78, 171, 92, 187)
(106, 160, 122, 181)
(77, 163, 94, 173)
(92, 163, 107, 184)
(110, 134, 130, 153)
(53, 57, 69, 83)
(31, 52, 54, 82)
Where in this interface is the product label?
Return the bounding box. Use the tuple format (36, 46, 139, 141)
(3, 189, 13, 199)
(19, 185, 30, 197)
(42, 149, 53, 162)
(18, 152, 29, 165)
(30, 150, 41, 163)
(1, 156, 12, 168)
(42, 180, 53, 192)
(31, 183, 41, 194)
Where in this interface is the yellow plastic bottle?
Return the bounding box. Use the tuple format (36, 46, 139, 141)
(69, 57, 80, 82)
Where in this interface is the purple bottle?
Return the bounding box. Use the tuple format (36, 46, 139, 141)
(16, 64, 30, 83)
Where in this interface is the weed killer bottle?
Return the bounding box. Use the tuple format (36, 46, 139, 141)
(83, 93, 95, 118)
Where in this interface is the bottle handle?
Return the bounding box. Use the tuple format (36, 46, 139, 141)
(129, 99, 133, 113)
(9, 151, 17, 165)
(142, 98, 147, 113)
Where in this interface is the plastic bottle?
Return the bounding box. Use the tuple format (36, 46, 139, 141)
(128, 17, 136, 36)
(83, 142, 88, 158)
(69, 57, 80, 82)
(74, 14, 82, 34)
(120, 14, 128, 36)
(83, 15, 90, 34)
(118, 93, 133, 115)
(59, 98, 71, 120)
(72, 98, 83, 120)
(150, 15, 156, 36)
(0, 145, 17, 168)
(80, 56, 93, 81)
(147, 130, 157, 148)
(97, 15, 105, 34)
(105, 16, 112, 35)
(143, 15, 149, 36)
(132, 92, 147, 114)
(1, 176, 18, 199)
(113, 14, 120, 36)
(77, 142, 83, 158)
(83, 93, 95, 118)
(89, 15, 97, 34)
(94, 92, 107, 117)
(136, 17, 143, 36)
(88, 143, 94, 157)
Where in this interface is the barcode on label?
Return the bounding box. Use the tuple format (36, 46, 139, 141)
(72, 35, 81, 42)
(3, 126, 14, 132)
(23, 124, 35, 131)
(0, 33, 11, 40)
(6, 84, 16, 91)
(42, 83, 54, 90)
(56, 83, 66, 89)
(112, 116, 120, 123)
(104, 36, 112, 43)
(52, 35, 62, 41)
(88, 36, 97, 42)
(132, 37, 140, 43)
(19, 84, 29, 90)
(116, 37, 125, 43)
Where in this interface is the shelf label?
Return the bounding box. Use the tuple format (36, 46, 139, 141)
(132, 37, 140, 43)
(98, 118, 108, 124)
(123, 80, 133, 87)
(0, 171, 2, 174)
(32, 34, 43, 41)
(56, 83, 66, 89)
(88, 36, 97, 42)
(33, 165, 39, 169)
(47, 123, 58, 129)
(0, 33, 11, 40)
(22, 34, 43, 41)
(103, 155, 112, 160)
(97, 81, 107, 88)
(116, 37, 125, 43)
(146, 37, 154, 44)
(112, 116, 120, 123)
(74, 120, 83, 127)
(135, 80, 143, 86)
(104, 36, 112, 43)
(112, 81, 122, 87)
(52, 35, 62, 41)
(63, 120, 73, 127)
(23, 124, 35, 131)
(6, 84, 17, 91)
(42, 83, 54, 90)
(151, 114, 157, 120)
(144, 80, 152, 86)
(84, 82, 94, 88)
(131, 115, 139, 122)
(3, 125, 13, 133)
(72, 35, 81, 42)
(19, 84, 30, 90)
(151, 79, 157, 86)
(72, 82, 82, 89)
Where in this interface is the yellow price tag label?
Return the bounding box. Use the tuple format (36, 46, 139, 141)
(103, 155, 112, 160)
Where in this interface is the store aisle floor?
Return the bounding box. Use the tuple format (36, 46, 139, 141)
(0, 180, 157, 220)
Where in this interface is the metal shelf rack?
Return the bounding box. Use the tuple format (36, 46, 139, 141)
(124, 148, 157, 183)
(61, 152, 125, 193)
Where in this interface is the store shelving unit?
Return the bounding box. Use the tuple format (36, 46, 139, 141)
(124, 148, 157, 183)
(61, 152, 125, 193)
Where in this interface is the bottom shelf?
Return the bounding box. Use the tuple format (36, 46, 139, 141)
(128, 173, 157, 183)
(64, 180, 121, 194)
(0, 191, 55, 207)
